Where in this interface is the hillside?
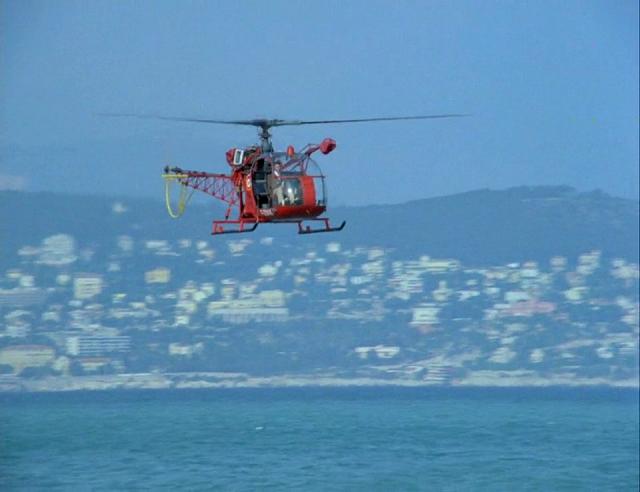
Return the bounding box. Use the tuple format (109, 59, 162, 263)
(0, 185, 638, 390)
(2, 186, 638, 267)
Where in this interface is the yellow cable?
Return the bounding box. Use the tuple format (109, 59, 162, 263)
(163, 175, 194, 218)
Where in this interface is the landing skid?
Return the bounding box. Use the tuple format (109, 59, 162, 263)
(211, 218, 345, 235)
(211, 220, 259, 235)
(296, 218, 346, 235)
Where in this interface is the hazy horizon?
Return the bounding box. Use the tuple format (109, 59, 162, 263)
(1, 182, 637, 210)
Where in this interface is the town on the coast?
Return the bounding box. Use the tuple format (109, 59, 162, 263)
(0, 198, 638, 392)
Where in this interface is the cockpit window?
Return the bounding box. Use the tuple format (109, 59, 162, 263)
(263, 152, 324, 177)
(305, 158, 322, 177)
(272, 177, 303, 206)
(264, 152, 325, 207)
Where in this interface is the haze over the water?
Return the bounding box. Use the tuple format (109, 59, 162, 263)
(1, 0, 638, 205)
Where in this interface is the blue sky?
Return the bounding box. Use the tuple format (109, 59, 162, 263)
(1, 0, 638, 205)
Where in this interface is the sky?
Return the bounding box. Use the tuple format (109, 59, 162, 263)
(1, 0, 638, 206)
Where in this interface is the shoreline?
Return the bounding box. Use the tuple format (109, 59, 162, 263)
(1, 371, 638, 393)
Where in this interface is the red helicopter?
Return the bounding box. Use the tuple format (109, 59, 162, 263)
(111, 114, 466, 235)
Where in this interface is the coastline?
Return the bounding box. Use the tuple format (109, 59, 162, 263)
(1, 371, 638, 393)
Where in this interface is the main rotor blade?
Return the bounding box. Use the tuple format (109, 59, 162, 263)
(99, 113, 275, 127)
(271, 114, 470, 126)
(99, 113, 469, 129)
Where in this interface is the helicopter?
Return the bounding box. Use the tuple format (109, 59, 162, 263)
(108, 114, 466, 235)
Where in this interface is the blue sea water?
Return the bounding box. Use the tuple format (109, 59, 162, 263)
(1, 387, 638, 491)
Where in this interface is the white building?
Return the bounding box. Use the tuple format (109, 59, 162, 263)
(66, 336, 131, 356)
(258, 263, 279, 277)
(227, 239, 252, 255)
(432, 281, 453, 302)
(73, 274, 103, 300)
(259, 290, 286, 307)
(410, 304, 440, 326)
(169, 342, 204, 357)
(208, 307, 289, 324)
(326, 242, 341, 253)
(419, 256, 461, 273)
(354, 345, 400, 359)
(37, 234, 77, 266)
(145, 268, 171, 284)
(505, 291, 530, 304)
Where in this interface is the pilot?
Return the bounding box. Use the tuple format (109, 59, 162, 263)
(268, 173, 285, 206)
(286, 183, 298, 205)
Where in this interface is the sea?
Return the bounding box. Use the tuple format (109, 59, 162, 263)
(1, 387, 638, 491)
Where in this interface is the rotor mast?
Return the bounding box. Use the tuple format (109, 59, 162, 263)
(258, 123, 274, 153)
